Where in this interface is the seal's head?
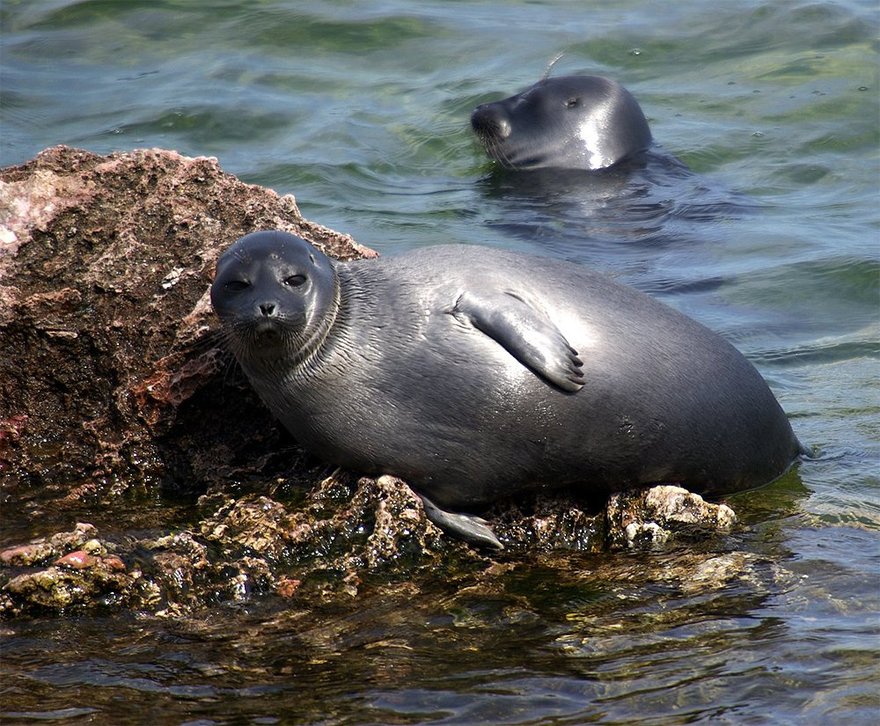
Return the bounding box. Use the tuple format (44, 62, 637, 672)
(211, 230, 338, 370)
(471, 75, 652, 171)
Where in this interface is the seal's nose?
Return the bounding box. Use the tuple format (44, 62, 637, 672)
(259, 302, 277, 318)
(470, 105, 512, 140)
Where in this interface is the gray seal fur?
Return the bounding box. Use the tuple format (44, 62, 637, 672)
(211, 231, 802, 546)
(471, 74, 652, 171)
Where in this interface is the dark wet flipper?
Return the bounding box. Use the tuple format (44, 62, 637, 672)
(419, 495, 504, 550)
(450, 290, 584, 393)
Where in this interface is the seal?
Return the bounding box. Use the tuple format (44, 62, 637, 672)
(211, 231, 802, 547)
(471, 74, 652, 171)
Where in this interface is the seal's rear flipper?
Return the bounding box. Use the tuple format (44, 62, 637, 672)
(419, 495, 504, 550)
(450, 290, 584, 392)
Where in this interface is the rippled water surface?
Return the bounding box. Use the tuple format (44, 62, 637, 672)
(2, 0, 879, 723)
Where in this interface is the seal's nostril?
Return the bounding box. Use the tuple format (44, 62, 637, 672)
(259, 302, 276, 317)
(471, 106, 510, 139)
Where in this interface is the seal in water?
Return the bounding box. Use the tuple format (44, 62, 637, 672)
(471, 74, 652, 171)
(211, 231, 802, 548)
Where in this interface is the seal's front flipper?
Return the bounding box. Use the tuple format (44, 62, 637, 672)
(451, 291, 585, 392)
(420, 495, 504, 550)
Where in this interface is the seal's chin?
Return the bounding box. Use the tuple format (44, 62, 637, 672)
(507, 154, 544, 170)
(249, 322, 291, 350)
(234, 319, 289, 351)
(492, 148, 548, 170)
(253, 319, 282, 336)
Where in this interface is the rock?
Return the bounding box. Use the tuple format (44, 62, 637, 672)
(606, 485, 738, 550)
(489, 497, 606, 552)
(1, 555, 136, 616)
(0, 145, 372, 505)
(0, 146, 741, 618)
(0, 523, 99, 567)
(54, 551, 100, 569)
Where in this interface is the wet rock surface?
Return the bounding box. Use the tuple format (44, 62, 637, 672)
(1, 146, 742, 618)
(0, 145, 372, 508)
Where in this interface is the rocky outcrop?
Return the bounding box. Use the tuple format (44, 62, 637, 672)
(0, 145, 373, 505)
(0, 146, 738, 618)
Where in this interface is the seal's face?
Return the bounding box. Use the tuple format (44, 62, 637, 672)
(471, 75, 651, 171)
(211, 231, 337, 367)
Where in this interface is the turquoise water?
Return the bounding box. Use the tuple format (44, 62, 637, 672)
(2, 0, 879, 723)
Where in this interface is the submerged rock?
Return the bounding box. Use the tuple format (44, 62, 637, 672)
(0, 476, 740, 617)
(0, 146, 741, 618)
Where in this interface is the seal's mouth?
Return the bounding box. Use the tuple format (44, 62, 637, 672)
(472, 105, 522, 168)
(485, 144, 547, 171)
(472, 132, 523, 170)
(248, 319, 289, 346)
(471, 117, 548, 170)
(222, 317, 289, 348)
(253, 319, 281, 334)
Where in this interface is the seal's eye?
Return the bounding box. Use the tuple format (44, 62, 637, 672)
(225, 280, 250, 292)
(565, 98, 580, 109)
(284, 274, 307, 287)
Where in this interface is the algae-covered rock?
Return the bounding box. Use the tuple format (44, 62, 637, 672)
(0, 146, 742, 619)
(1, 479, 743, 617)
(0, 523, 98, 567)
(0, 523, 135, 616)
(606, 485, 738, 550)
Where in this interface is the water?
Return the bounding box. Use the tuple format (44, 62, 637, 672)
(2, 0, 879, 723)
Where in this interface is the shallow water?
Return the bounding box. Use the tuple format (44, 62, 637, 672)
(2, 0, 879, 723)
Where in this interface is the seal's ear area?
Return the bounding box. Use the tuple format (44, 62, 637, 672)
(448, 290, 585, 393)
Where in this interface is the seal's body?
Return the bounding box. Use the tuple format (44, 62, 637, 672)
(471, 75, 652, 171)
(211, 231, 801, 545)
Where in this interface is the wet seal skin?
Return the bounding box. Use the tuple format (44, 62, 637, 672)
(471, 74, 652, 171)
(211, 230, 803, 548)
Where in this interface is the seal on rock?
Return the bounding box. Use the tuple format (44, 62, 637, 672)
(211, 231, 802, 547)
(471, 74, 652, 171)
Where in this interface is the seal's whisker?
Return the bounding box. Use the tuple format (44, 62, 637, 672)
(542, 52, 566, 80)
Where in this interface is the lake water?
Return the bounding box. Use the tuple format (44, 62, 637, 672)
(2, 0, 879, 723)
